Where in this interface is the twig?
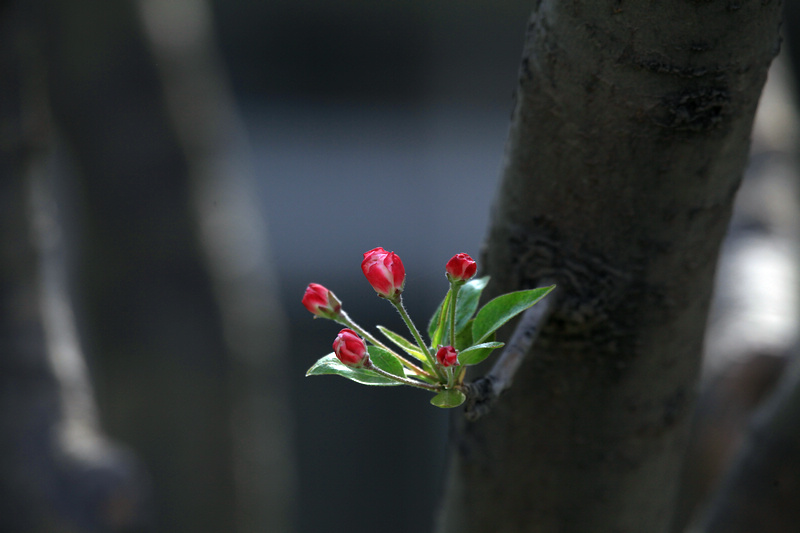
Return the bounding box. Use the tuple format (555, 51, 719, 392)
(464, 286, 556, 421)
(364, 360, 443, 392)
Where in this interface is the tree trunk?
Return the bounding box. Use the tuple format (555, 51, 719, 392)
(436, 2, 782, 532)
(671, 49, 800, 532)
(13, 1, 293, 530)
(0, 4, 149, 531)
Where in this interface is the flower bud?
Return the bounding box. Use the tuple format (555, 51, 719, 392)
(361, 247, 405, 299)
(333, 328, 368, 367)
(446, 253, 477, 283)
(436, 345, 459, 367)
(302, 283, 342, 319)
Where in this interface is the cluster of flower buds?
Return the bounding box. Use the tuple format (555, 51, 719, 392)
(302, 245, 551, 408)
(303, 248, 476, 374)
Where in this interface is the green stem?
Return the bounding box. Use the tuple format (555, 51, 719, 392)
(390, 296, 444, 380)
(337, 311, 430, 378)
(431, 290, 451, 349)
(456, 365, 467, 386)
(365, 361, 443, 392)
(448, 283, 461, 347)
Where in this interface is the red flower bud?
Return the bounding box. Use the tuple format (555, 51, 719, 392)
(361, 247, 405, 299)
(436, 345, 459, 367)
(445, 253, 477, 283)
(333, 328, 368, 367)
(302, 283, 342, 319)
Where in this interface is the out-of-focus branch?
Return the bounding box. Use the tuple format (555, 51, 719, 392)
(37, 0, 291, 530)
(0, 6, 150, 529)
(689, 355, 800, 533)
(137, 1, 295, 530)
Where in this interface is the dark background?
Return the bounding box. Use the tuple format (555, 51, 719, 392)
(210, 3, 530, 532)
(6, 1, 799, 532)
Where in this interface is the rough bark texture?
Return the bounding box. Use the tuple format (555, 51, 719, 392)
(436, 2, 782, 532)
(672, 50, 800, 532)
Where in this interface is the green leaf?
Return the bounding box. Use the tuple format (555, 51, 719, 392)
(428, 289, 451, 348)
(306, 354, 401, 386)
(430, 389, 466, 408)
(453, 276, 490, 334)
(428, 276, 490, 346)
(472, 285, 555, 344)
(367, 345, 405, 378)
(405, 368, 437, 383)
(458, 341, 505, 366)
(377, 326, 425, 362)
(420, 359, 437, 376)
(453, 319, 474, 351)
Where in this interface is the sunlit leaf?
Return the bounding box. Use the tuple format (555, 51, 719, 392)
(306, 354, 400, 386)
(453, 319, 474, 351)
(428, 276, 490, 346)
(430, 389, 466, 408)
(377, 326, 425, 362)
(453, 276, 490, 334)
(428, 289, 451, 348)
(457, 341, 504, 366)
(472, 285, 555, 344)
(367, 346, 405, 378)
(404, 368, 437, 383)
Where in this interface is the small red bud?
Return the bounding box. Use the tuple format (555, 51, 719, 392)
(436, 345, 459, 367)
(302, 283, 342, 319)
(445, 253, 477, 283)
(361, 247, 406, 299)
(333, 329, 368, 367)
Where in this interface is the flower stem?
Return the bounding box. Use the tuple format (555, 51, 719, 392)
(337, 311, 431, 378)
(390, 296, 444, 380)
(456, 365, 467, 386)
(448, 283, 461, 346)
(365, 361, 443, 392)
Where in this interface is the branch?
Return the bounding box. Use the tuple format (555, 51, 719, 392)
(464, 286, 556, 421)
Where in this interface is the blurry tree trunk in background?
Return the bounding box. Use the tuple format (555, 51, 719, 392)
(692, 355, 800, 532)
(436, 2, 782, 533)
(137, 1, 296, 530)
(134, 1, 296, 529)
(671, 50, 800, 532)
(1, 1, 292, 532)
(1, 4, 148, 531)
(46, 0, 294, 531)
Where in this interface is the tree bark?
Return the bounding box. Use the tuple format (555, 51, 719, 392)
(436, 2, 782, 532)
(671, 49, 800, 532)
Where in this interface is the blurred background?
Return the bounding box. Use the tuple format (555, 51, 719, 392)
(1, 1, 532, 532)
(2, 1, 800, 532)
